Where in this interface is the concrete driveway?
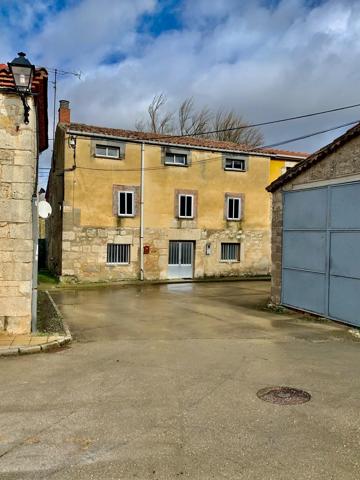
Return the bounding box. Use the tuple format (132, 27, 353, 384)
(0, 280, 359, 479)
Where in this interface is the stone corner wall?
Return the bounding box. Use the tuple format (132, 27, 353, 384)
(0, 93, 37, 334)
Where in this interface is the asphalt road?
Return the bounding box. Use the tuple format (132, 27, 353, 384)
(0, 281, 359, 479)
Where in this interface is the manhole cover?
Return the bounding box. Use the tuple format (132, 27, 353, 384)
(257, 386, 311, 405)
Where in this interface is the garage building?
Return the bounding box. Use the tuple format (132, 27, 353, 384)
(267, 123, 360, 327)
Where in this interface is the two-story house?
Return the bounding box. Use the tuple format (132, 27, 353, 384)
(47, 100, 307, 282)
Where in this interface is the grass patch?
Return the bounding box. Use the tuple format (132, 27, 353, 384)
(37, 290, 64, 334)
(38, 269, 58, 285)
(265, 303, 288, 314)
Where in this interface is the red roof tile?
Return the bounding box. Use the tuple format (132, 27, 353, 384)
(67, 122, 308, 159)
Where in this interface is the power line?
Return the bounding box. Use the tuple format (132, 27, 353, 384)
(63, 118, 358, 174)
(146, 102, 360, 141)
(257, 119, 359, 150)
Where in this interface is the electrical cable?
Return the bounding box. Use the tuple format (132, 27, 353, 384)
(256, 120, 360, 150)
(60, 119, 359, 174)
(146, 102, 360, 141)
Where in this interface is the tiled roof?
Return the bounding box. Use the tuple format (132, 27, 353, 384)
(266, 122, 360, 192)
(0, 64, 48, 152)
(67, 122, 308, 159)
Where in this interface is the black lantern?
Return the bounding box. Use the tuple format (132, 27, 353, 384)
(8, 52, 35, 124)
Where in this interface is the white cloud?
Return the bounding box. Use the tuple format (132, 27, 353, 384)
(29, 0, 156, 68)
(2, 0, 360, 188)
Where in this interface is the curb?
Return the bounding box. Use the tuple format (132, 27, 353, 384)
(0, 292, 72, 358)
(40, 275, 271, 292)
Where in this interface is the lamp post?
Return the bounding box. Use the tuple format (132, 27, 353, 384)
(7, 52, 35, 124)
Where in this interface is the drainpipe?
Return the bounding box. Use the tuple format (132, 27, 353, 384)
(140, 142, 145, 280)
(31, 100, 40, 333)
(31, 194, 38, 332)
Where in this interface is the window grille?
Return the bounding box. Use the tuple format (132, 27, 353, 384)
(221, 243, 240, 261)
(107, 244, 130, 264)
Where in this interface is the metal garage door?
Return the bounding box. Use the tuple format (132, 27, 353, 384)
(282, 181, 360, 327)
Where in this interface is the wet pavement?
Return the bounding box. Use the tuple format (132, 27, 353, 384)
(0, 281, 359, 479)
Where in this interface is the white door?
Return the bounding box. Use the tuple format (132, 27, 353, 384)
(168, 241, 194, 279)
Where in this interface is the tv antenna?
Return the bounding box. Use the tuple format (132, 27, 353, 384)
(47, 67, 82, 148)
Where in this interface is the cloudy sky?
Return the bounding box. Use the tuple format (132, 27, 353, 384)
(2, 0, 360, 183)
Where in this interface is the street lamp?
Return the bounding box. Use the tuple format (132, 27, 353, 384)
(8, 52, 35, 124)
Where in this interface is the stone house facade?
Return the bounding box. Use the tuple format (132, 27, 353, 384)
(267, 123, 360, 325)
(47, 101, 307, 283)
(0, 62, 48, 333)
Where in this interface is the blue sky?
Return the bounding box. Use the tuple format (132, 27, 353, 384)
(1, 0, 360, 185)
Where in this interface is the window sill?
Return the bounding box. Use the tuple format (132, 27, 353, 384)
(106, 263, 130, 266)
(95, 155, 122, 160)
(219, 260, 240, 263)
(178, 216, 194, 220)
(224, 168, 246, 172)
(226, 218, 241, 222)
(117, 214, 135, 218)
(164, 163, 189, 167)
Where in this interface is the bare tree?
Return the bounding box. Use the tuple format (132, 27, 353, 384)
(178, 98, 212, 136)
(135, 93, 174, 134)
(136, 94, 263, 147)
(211, 110, 263, 146)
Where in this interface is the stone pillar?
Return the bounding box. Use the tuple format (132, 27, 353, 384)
(0, 92, 36, 333)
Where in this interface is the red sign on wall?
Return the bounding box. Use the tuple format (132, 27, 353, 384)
(144, 245, 150, 254)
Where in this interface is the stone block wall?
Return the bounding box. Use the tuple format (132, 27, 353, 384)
(270, 135, 360, 305)
(0, 93, 36, 333)
(59, 204, 270, 283)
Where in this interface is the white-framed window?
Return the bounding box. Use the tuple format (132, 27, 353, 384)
(178, 194, 194, 218)
(95, 144, 121, 159)
(165, 152, 188, 166)
(118, 191, 134, 217)
(220, 243, 240, 262)
(227, 197, 241, 221)
(224, 157, 246, 171)
(107, 244, 131, 264)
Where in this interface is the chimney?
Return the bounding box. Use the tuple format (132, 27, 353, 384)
(58, 99, 70, 124)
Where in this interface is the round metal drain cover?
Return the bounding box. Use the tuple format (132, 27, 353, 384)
(257, 386, 311, 405)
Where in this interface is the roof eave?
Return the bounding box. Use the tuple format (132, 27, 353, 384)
(266, 122, 360, 193)
(66, 127, 307, 160)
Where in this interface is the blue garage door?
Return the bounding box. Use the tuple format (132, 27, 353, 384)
(282, 181, 360, 327)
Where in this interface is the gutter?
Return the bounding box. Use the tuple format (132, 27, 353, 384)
(67, 129, 307, 161)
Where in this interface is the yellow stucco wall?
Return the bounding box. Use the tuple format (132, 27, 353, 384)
(48, 130, 299, 281)
(65, 138, 270, 231)
(269, 159, 298, 183)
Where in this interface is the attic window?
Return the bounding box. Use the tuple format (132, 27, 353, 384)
(224, 157, 246, 172)
(165, 153, 188, 166)
(163, 147, 191, 167)
(95, 145, 121, 159)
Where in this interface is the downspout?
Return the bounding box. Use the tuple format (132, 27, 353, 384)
(31, 97, 39, 333)
(140, 143, 145, 280)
